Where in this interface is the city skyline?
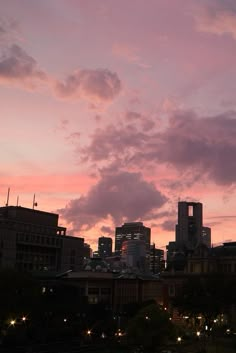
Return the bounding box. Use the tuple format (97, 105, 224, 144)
(1, 0, 236, 250)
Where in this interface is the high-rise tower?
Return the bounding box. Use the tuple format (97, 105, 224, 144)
(176, 201, 203, 249)
(115, 222, 151, 255)
(98, 236, 112, 258)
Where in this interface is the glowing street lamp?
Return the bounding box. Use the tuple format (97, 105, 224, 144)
(196, 331, 201, 337)
(87, 330, 91, 336)
(177, 336, 182, 343)
(22, 316, 26, 322)
(10, 320, 16, 326)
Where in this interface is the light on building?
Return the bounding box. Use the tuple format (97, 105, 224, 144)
(177, 337, 182, 342)
(196, 331, 201, 337)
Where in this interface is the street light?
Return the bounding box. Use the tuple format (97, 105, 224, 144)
(10, 320, 16, 326)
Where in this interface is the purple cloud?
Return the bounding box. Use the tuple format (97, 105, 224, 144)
(55, 68, 122, 103)
(100, 225, 113, 234)
(0, 45, 46, 84)
(59, 170, 167, 231)
(80, 110, 236, 186)
(161, 219, 176, 232)
(195, 0, 236, 39)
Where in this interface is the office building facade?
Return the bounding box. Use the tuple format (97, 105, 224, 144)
(98, 236, 112, 258)
(115, 222, 151, 255)
(0, 206, 84, 272)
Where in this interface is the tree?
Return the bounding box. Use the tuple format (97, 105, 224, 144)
(126, 303, 174, 352)
(173, 275, 236, 326)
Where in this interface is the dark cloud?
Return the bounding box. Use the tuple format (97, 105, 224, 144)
(100, 225, 113, 234)
(0, 45, 46, 83)
(80, 110, 236, 186)
(55, 68, 121, 103)
(161, 219, 176, 232)
(59, 170, 167, 231)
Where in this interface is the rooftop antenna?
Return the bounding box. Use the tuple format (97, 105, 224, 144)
(16, 196, 19, 207)
(6, 187, 10, 206)
(32, 194, 38, 209)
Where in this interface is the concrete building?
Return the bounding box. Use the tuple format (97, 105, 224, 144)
(121, 239, 146, 271)
(115, 222, 151, 255)
(167, 201, 211, 268)
(0, 206, 84, 272)
(176, 201, 203, 250)
(98, 236, 112, 258)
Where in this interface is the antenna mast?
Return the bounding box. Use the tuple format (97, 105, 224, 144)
(6, 187, 10, 206)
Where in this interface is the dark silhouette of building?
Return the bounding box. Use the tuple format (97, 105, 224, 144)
(176, 201, 203, 249)
(115, 222, 151, 255)
(149, 244, 165, 274)
(167, 201, 211, 268)
(202, 226, 211, 247)
(98, 236, 112, 258)
(0, 206, 84, 272)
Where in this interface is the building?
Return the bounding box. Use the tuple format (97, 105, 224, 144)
(167, 201, 211, 267)
(121, 239, 147, 271)
(149, 244, 165, 274)
(61, 235, 84, 272)
(115, 222, 151, 255)
(161, 241, 236, 324)
(98, 236, 112, 258)
(176, 201, 203, 250)
(202, 226, 211, 247)
(0, 206, 85, 272)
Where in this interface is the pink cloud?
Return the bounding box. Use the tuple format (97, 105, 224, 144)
(59, 170, 167, 231)
(0, 35, 122, 105)
(80, 109, 236, 186)
(195, 0, 236, 39)
(54, 68, 122, 103)
(0, 44, 47, 87)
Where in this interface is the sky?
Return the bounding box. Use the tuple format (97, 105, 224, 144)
(1, 0, 236, 250)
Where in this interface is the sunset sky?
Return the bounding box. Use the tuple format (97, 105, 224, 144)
(1, 0, 236, 250)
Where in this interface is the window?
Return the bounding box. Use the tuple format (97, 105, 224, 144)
(188, 205, 193, 216)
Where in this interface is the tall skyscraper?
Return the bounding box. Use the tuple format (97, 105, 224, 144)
(115, 222, 151, 255)
(176, 201, 203, 250)
(121, 239, 146, 271)
(167, 201, 211, 269)
(98, 236, 112, 258)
